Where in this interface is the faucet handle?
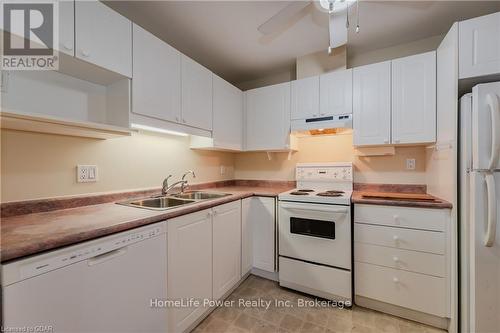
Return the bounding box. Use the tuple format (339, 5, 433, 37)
(182, 170, 196, 181)
(163, 175, 173, 188)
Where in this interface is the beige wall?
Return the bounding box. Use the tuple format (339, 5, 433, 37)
(347, 34, 444, 68)
(1, 130, 235, 202)
(234, 134, 427, 184)
(296, 46, 347, 79)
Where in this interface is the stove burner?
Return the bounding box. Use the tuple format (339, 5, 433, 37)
(290, 191, 310, 195)
(296, 189, 314, 192)
(316, 190, 345, 197)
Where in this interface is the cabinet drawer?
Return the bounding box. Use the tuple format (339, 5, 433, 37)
(354, 243, 446, 277)
(355, 262, 447, 317)
(354, 223, 445, 255)
(355, 204, 448, 231)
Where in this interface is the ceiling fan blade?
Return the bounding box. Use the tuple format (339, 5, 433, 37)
(329, 10, 347, 49)
(258, 1, 311, 35)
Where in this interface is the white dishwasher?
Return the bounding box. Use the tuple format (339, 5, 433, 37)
(2, 221, 168, 333)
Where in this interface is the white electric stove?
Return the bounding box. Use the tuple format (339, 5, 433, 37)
(278, 163, 353, 305)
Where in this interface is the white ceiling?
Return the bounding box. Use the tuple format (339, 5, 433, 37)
(106, 1, 500, 85)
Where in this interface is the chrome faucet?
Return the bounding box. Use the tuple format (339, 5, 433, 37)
(181, 170, 196, 192)
(161, 171, 196, 195)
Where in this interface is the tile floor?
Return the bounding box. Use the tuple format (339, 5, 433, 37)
(194, 275, 446, 333)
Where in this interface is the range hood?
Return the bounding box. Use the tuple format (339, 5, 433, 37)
(291, 114, 352, 134)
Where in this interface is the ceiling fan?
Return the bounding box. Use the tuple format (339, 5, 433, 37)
(257, 0, 433, 54)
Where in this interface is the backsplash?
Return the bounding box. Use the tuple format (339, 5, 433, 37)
(1, 130, 425, 202)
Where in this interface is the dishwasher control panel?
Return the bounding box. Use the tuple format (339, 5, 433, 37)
(7, 223, 165, 284)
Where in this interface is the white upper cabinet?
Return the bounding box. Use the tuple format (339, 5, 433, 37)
(132, 24, 181, 123)
(353, 61, 392, 146)
(59, 1, 75, 56)
(211, 75, 243, 150)
(212, 201, 241, 300)
(459, 12, 500, 79)
(392, 51, 436, 144)
(181, 56, 213, 131)
(291, 76, 320, 120)
(75, 1, 132, 77)
(320, 69, 353, 116)
(245, 82, 295, 151)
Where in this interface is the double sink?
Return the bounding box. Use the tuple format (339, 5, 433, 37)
(118, 191, 231, 210)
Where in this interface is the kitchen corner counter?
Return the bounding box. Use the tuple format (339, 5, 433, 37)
(352, 191, 453, 209)
(0, 185, 293, 263)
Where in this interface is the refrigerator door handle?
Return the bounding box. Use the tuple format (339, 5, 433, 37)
(484, 173, 497, 247)
(486, 93, 500, 170)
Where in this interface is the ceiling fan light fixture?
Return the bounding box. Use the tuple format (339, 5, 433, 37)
(317, 0, 353, 13)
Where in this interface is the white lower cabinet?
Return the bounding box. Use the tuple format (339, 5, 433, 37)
(167, 209, 213, 333)
(241, 197, 276, 274)
(241, 198, 254, 276)
(251, 197, 276, 272)
(213, 201, 242, 300)
(354, 204, 451, 318)
(168, 201, 243, 332)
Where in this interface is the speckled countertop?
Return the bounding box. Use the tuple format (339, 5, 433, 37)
(1, 185, 292, 263)
(351, 184, 452, 209)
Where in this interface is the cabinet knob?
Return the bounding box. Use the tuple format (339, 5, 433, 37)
(393, 235, 399, 242)
(175, 116, 180, 122)
(393, 215, 400, 223)
(392, 256, 400, 263)
(63, 42, 73, 51)
(392, 277, 400, 283)
(81, 49, 90, 57)
(182, 118, 186, 124)
(213, 210, 218, 216)
(206, 211, 212, 218)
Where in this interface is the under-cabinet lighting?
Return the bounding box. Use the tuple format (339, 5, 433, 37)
(130, 123, 189, 137)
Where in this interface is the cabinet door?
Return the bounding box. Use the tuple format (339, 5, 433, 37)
(320, 69, 353, 116)
(58, 0, 74, 56)
(168, 210, 212, 333)
(241, 198, 253, 276)
(75, 1, 132, 77)
(459, 12, 500, 79)
(353, 61, 391, 146)
(392, 51, 436, 144)
(181, 56, 213, 131)
(213, 201, 241, 300)
(132, 24, 181, 123)
(245, 82, 291, 151)
(252, 197, 275, 272)
(291, 76, 320, 120)
(212, 75, 243, 150)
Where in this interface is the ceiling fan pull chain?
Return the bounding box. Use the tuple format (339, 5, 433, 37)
(346, 1, 350, 28)
(356, 0, 360, 33)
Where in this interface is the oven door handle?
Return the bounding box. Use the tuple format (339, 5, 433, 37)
(279, 202, 349, 214)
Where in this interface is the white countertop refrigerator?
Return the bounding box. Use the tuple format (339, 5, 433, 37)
(460, 82, 500, 333)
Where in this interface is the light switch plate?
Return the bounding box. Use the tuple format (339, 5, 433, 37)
(77, 165, 98, 183)
(406, 159, 416, 170)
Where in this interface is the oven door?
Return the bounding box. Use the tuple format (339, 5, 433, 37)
(279, 201, 351, 270)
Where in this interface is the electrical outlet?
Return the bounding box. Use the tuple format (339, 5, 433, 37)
(77, 165, 98, 183)
(220, 165, 226, 176)
(406, 159, 416, 170)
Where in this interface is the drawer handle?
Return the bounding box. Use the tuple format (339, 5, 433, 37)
(392, 277, 400, 284)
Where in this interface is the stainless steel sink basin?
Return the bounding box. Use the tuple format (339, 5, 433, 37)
(173, 191, 231, 200)
(121, 197, 196, 210)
